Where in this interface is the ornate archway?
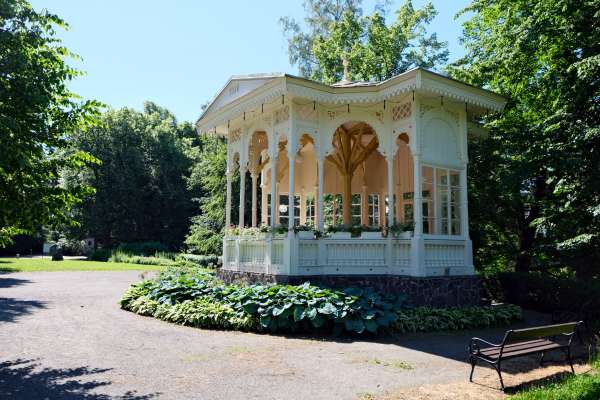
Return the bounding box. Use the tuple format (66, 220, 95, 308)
(326, 121, 379, 226)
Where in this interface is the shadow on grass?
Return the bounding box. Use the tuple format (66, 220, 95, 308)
(0, 359, 159, 399)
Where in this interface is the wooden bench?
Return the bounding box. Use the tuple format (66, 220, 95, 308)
(468, 321, 582, 390)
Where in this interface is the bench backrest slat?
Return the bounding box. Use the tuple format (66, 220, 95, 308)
(504, 322, 579, 344)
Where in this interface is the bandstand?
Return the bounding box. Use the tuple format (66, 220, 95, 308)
(196, 68, 505, 301)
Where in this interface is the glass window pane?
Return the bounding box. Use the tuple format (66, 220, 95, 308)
(450, 170, 460, 187)
(351, 193, 361, 225)
(451, 219, 461, 235)
(422, 166, 434, 184)
(368, 194, 380, 227)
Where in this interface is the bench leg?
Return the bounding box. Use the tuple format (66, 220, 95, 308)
(539, 352, 545, 366)
(495, 364, 505, 391)
(567, 347, 575, 374)
(469, 356, 476, 382)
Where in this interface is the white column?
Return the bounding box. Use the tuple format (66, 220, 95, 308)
(251, 173, 258, 227)
(413, 155, 422, 236)
(460, 164, 474, 273)
(460, 166, 469, 239)
(317, 157, 324, 232)
(261, 175, 267, 226)
(386, 156, 395, 227)
(288, 151, 296, 232)
(238, 166, 247, 228)
(270, 159, 278, 228)
(225, 171, 232, 228)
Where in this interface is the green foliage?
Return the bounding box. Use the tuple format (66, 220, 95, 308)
(280, 0, 362, 79)
(89, 248, 111, 262)
(108, 250, 175, 267)
(312, 2, 448, 84)
(394, 304, 522, 333)
(0, 0, 101, 246)
(121, 267, 405, 335)
(510, 358, 600, 400)
(116, 242, 170, 256)
(121, 267, 522, 336)
(491, 272, 600, 333)
(175, 254, 221, 268)
(63, 103, 197, 249)
(185, 135, 230, 255)
(449, 0, 600, 276)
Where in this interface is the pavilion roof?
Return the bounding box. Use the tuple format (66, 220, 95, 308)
(196, 68, 507, 136)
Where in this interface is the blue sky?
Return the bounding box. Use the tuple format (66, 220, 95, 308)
(30, 1, 471, 123)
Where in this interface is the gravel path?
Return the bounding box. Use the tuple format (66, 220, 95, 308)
(0, 271, 584, 399)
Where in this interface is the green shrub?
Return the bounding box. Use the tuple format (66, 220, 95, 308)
(89, 248, 111, 261)
(108, 250, 175, 266)
(117, 242, 170, 256)
(394, 304, 522, 333)
(491, 272, 600, 333)
(121, 267, 404, 334)
(176, 253, 221, 268)
(121, 267, 522, 336)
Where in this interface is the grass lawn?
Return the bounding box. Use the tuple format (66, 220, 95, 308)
(0, 257, 166, 272)
(511, 359, 600, 400)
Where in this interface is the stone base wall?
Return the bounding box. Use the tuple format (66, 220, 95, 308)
(217, 269, 483, 307)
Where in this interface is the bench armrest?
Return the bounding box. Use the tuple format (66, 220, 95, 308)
(469, 337, 502, 354)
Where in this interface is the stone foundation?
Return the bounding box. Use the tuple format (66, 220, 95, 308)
(217, 269, 483, 307)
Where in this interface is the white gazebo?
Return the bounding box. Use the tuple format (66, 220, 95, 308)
(197, 68, 505, 282)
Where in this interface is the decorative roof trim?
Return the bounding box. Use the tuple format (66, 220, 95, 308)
(197, 68, 507, 135)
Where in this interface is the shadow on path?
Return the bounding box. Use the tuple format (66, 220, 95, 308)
(0, 297, 46, 323)
(0, 276, 31, 288)
(0, 359, 160, 399)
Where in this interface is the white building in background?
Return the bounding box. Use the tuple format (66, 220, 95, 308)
(196, 68, 506, 281)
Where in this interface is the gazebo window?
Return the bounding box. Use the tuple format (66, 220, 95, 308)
(279, 194, 301, 226)
(368, 194, 380, 226)
(422, 166, 462, 236)
(305, 194, 315, 226)
(351, 194, 362, 225)
(324, 194, 343, 226)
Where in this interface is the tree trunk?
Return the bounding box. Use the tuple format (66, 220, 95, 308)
(342, 173, 352, 226)
(515, 175, 546, 273)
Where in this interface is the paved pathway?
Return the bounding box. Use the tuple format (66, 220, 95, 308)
(0, 271, 585, 399)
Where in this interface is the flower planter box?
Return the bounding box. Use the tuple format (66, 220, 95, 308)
(331, 231, 352, 239)
(297, 231, 314, 239)
(399, 231, 413, 239)
(361, 231, 382, 239)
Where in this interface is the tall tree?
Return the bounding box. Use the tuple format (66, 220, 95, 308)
(280, 0, 363, 80)
(313, 2, 448, 84)
(450, 0, 600, 276)
(64, 103, 196, 249)
(281, 0, 447, 84)
(0, 0, 100, 246)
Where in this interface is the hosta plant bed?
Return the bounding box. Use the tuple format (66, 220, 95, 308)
(120, 267, 522, 336)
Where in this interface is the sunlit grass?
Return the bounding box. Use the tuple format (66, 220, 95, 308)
(511, 359, 600, 400)
(0, 257, 166, 272)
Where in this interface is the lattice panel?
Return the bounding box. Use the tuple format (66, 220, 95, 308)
(274, 106, 289, 125)
(297, 104, 318, 121)
(393, 102, 412, 121)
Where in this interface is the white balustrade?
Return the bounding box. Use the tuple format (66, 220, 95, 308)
(222, 236, 470, 276)
(424, 240, 466, 276)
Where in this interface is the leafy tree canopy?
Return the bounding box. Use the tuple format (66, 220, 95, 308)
(281, 0, 448, 84)
(0, 0, 101, 246)
(450, 0, 600, 277)
(63, 102, 197, 249)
